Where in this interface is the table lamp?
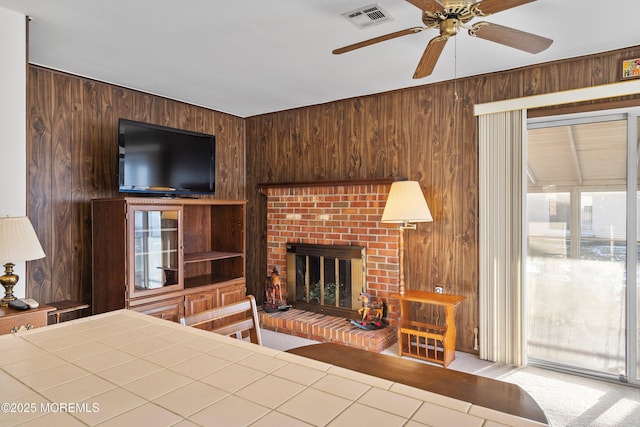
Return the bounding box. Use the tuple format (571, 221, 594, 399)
(381, 181, 432, 295)
(0, 216, 46, 306)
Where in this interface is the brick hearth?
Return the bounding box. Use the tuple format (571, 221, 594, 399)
(259, 308, 396, 353)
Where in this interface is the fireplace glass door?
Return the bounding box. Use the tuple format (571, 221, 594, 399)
(286, 244, 365, 317)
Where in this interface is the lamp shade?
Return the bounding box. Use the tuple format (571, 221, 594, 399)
(0, 217, 46, 265)
(381, 181, 433, 224)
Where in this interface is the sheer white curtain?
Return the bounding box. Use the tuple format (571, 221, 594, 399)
(478, 109, 526, 365)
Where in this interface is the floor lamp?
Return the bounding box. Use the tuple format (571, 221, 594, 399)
(381, 181, 432, 295)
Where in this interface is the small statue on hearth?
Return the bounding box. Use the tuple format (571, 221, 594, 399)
(349, 292, 388, 330)
(265, 268, 277, 304)
(271, 266, 284, 303)
(263, 266, 291, 313)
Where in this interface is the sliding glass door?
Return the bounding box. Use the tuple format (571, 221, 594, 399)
(635, 114, 640, 384)
(526, 109, 639, 384)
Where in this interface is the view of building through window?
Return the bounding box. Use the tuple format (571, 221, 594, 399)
(526, 111, 639, 384)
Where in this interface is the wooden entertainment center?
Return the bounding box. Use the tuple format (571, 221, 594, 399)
(91, 198, 247, 320)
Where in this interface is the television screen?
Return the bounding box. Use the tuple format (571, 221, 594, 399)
(118, 119, 215, 195)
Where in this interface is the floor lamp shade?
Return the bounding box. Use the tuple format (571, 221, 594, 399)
(0, 217, 46, 306)
(381, 181, 432, 295)
(381, 181, 433, 225)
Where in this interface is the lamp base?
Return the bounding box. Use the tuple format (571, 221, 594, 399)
(0, 263, 18, 307)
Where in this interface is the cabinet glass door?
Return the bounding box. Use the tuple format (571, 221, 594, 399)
(132, 207, 182, 293)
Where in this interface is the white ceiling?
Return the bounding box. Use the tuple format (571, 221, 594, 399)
(0, 0, 638, 118)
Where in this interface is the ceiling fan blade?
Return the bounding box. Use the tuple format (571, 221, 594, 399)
(474, 0, 536, 16)
(413, 36, 448, 79)
(405, 0, 444, 14)
(469, 22, 552, 54)
(333, 27, 424, 55)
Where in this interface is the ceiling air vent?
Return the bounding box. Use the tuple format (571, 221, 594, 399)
(342, 4, 393, 29)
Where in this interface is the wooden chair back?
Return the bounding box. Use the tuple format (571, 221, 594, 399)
(179, 295, 262, 345)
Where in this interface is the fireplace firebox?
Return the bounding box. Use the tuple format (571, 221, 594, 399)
(286, 243, 366, 319)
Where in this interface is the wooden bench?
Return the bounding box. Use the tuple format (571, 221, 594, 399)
(288, 342, 548, 425)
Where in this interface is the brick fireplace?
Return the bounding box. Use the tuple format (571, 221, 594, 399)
(259, 179, 403, 351)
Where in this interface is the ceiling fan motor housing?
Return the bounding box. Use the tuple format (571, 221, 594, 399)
(440, 17, 461, 36)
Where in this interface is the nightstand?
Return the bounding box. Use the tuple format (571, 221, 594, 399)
(0, 304, 55, 334)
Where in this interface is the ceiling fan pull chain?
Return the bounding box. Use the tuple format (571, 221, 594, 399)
(453, 35, 459, 102)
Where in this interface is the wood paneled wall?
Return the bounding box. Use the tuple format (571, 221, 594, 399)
(26, 66, 246, 306)
(25, 45, 640, 353)
(246, 45, 640, 353)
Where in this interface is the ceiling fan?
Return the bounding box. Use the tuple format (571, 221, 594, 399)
(333, 0, 553, 79)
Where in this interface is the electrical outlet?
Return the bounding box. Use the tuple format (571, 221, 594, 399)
(435, 285, 443, 294)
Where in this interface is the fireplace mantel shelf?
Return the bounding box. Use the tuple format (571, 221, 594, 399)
(257, 177, 406, 193)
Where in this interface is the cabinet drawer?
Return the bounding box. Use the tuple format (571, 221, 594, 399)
(184, 283, 247, 316)
(185, 291, 217, 316)
(129, 297, 184, 321)
(219, 284, 246, 306)
(0, 307, 51, 335)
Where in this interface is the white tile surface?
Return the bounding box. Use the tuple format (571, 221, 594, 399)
(0, 310, 548, 426)
(152, 380, 228, 417)
(277, 387, 352, 426)
(412, 401, 486, 427)
(357, 386, 423, 418)
(189, 394, 270, 427)
(121, 369, 194, 400)
(168, 352, 231, 379)
(2, 352, 68, 377)
(311, 373, 371, 400)
(199, 362, 266, 393)
(235, 375, 306, 409)
(328, 402, 408, 427)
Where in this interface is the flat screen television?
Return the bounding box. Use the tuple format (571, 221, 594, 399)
(118, 119, 215, 196)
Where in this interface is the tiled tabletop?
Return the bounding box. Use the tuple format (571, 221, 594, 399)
(0, 310, 546, 426)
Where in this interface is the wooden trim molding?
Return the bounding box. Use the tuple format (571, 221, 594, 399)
(474, 79, 640, 116)
(256, 177, 406, 194)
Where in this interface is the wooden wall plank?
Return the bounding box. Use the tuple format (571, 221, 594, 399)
(27, 67, 52, 302)
(323, 102, 344, 180)
(70, 76, 86, 304)
(344, 98, 364, 179)
(50, 72, 73, 303)
(307, 106, 326, 181)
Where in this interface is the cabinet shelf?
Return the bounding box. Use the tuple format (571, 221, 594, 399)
(184, 251, 243, 263)
(184, 274, 244, 289)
